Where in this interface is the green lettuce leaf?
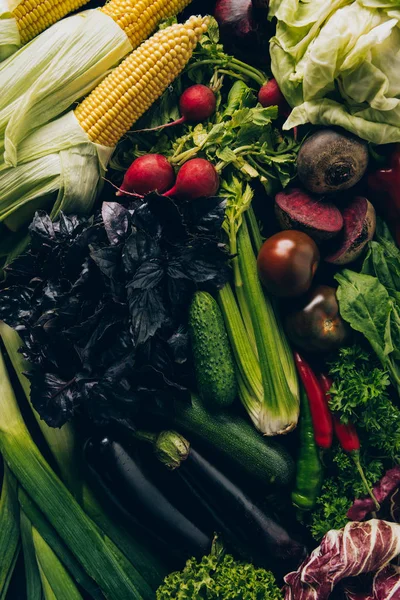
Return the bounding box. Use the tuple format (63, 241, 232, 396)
(270, 0, 400, 143)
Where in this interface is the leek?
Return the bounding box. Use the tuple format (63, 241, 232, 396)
(0, 346, 152, 600)
(19, 488, 104, 600)
(0, 466, 20, 597)
(32, 527, 84, 600)
(219, 177, 299, 435)
(20, 511, 43, 600)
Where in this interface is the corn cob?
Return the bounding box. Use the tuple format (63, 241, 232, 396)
(101, 0, 192, 49)
(75, 15, 209, 147)
(12, 0, 90, 45)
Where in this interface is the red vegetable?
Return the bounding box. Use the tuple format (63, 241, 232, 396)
(368, 144, 400, 246)
(293, 353, 333, 450)
(319, 374, 379, 510)
(116, 154, 174, 197)
(134, 85, 216, 133)
(164, 158, 219, 200)
(258, 79, 285, 110)
(257, 230, 320, 298)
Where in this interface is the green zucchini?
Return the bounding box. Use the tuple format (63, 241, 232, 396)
(189, 291, 237, 408)
(171, 395, 294, 489)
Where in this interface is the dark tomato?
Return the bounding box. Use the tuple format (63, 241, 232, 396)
(257, 231, 319, 298)
(285, 285, 351, 353)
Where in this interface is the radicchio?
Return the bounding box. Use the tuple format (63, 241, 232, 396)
(390, 489, 400, 524)
(372, 565, 400, 599)
(348, 467, 400, 521)
(284, 520, 400, 600)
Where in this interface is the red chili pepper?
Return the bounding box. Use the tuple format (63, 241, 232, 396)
(293, 352, 333, 450)
(318, 373, 380, 510)
(368, 144, 400, 246)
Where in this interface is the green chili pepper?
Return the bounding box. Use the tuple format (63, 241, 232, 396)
(292, 386, 323, 511)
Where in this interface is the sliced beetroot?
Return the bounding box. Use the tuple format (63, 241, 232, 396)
(325, 197, 376, 265)
(275, 188, 343, 242)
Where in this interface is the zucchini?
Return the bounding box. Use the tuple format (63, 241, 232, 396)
(189, 291, 237, 408)
(171, 395, 294, 489)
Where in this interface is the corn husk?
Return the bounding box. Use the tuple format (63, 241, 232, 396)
(0, 111, 114, 224)
(0, 9, 132, 167)
(0, 0, 21, 60)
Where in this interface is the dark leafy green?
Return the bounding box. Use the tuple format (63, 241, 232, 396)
(0, 195, 229, 427)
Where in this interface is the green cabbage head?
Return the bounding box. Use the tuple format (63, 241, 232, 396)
(269, 0, 400, 144)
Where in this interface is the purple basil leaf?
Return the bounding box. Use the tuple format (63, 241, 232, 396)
(102, 202, 130, 245)
(183, 196, 227, 235)
(128, 286, 166, 346)
(146, 192, 186, 241)
(126, 260, 164, 290)
(28, 370, 78, 427)
(90, 245, 120, 280)
(167, 331, 189, 365)
(29, 211, 56, 241)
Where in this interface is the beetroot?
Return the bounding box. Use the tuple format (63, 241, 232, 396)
(258, 79, 285, 109)
(297, 129, 369, 195)
(116, 154, 174, 197)
(325, 197, 376, 265)
(134, 85, 216, 133)
(275, 188, 343, 242)
(164, 158, 219, 200)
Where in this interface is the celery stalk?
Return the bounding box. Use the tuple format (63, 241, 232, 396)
(19, 488, 103, 600)
(20, 512, 43, 600)
(32, 527, 84, 600)
(0, 466, 20, 597)
(0, 322, 82, 501)
(0, 347, 151, 600)
(237, 218, 299, 435)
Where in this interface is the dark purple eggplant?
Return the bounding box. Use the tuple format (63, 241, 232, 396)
(84, 437, 212, 562)
(153, 431, 308, 575)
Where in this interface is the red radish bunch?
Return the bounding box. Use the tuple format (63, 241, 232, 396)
(258, 79, 286, 110)
(135, 84, 217, 133)
(116, 154, 174, 197)
(164, 158, 220, 200)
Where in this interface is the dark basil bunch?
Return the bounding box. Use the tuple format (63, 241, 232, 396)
(0, 194, 229, 428)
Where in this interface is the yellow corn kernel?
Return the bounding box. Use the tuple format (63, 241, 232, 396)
(13, 0, 89, 44)
(75, 16, 208, 148)
(100, 0, 192, 49)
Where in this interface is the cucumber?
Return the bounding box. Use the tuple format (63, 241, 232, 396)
(171, 395, 294, 489)
(189, 291, 237, 408)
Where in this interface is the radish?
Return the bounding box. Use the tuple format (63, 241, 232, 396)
(258, 79, 286, 110)
(116, 154, 175, 197)
(164, 158, 219, 200)
(134, 85, 217, 133)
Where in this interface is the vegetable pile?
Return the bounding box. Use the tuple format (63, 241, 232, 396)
(0, 1, 400, 599)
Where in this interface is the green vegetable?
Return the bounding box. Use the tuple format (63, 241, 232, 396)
(292, 387, 323, 512)
(0, 345, 152, 600)
(219, 176, 300, 435)
(32, 528, 83, 600)
(167, 395, 295, 488)
(156, 544, 283, 599)
(0, 466, 20, 598)
(269, 0, 400, 144)
(20, 512, 43, 600)
(328, 346, 400, 460)
(189, 291, 237, 408)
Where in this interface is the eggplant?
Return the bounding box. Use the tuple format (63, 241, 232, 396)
(153, 431, 308, 575)
(84, 437, 212, 562)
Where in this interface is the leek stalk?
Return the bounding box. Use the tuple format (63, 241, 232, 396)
(0, 466, 20, 597)
(0, 346, 151, 600)
(18, 488, 103, 600)
(20, 511, 43, 600)
(32, 527, 84, 600)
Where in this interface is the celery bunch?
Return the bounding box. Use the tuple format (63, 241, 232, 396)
(218, 177, 299, 436)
